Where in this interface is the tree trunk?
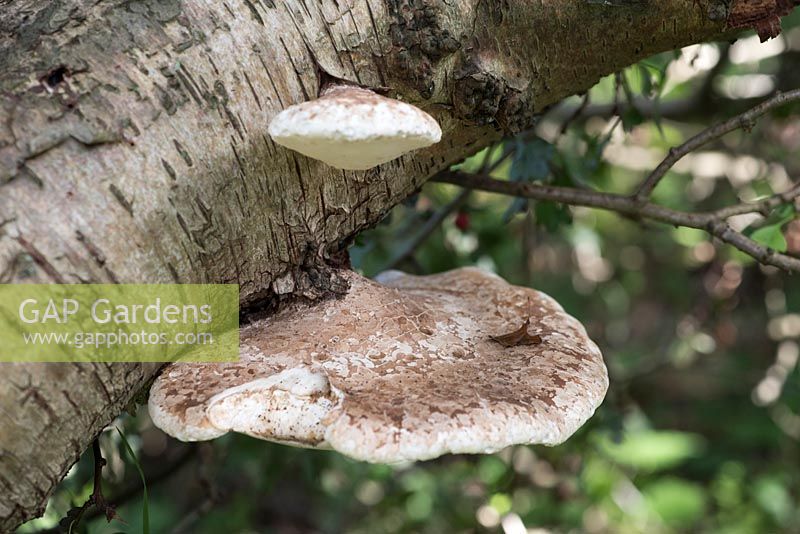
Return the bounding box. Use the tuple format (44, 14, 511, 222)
(0, 0, 753, 528)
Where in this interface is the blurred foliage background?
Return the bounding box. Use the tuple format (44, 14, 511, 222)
(19, 12, 800, 534)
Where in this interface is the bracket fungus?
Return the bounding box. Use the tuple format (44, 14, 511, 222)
(268, 84, 441, 170)
(149, 267, 608, 464)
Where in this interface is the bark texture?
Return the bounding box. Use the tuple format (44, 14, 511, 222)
(0, 0, 756, 528)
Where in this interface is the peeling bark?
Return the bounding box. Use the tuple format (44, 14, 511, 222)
(0, 0, 781, 528)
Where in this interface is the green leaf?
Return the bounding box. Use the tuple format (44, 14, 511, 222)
(502, 197, 528, 223)
(503, 136, 555, 222)
(742, 202, 795, 252)
(745, 203, 797, 232)
(581, 456, 620, 498)
(477, 456, 509, 486)
(509, 137, 554, 183)
(567, 130, 613, 186)
(116, 427, 150, 534)
(638, 56, 673, 97)
(489, 493, 513, 515)
(405, 491, 434, 521)
(534, 200, 572, 233)
(753, 476, 792, 525)
(598, 430, 705, 471)
(775, 203, 796, 219)
(644, 478, 706, 528)
(621, 106, 645, 132)
(637, 64, 655, 97)
(749, 224, 788, 252)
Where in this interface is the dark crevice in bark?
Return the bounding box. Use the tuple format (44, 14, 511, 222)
(240, 246, 352, 325)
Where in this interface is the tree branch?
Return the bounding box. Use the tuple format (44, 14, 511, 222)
(633, 88, 800, 200)
(31, 444, 197, 534)
(382, 189, 472, 271)
(53, 439, 117, 533)
(710, 182, 800, 220)
(433, 171, 800, 272)
(547, 43, 732, 125)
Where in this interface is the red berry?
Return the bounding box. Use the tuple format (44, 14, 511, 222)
(455, 212, 470, 231)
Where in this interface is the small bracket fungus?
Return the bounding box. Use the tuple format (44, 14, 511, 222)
(149, 267, 608, 464)
(268, 85, 441, 170)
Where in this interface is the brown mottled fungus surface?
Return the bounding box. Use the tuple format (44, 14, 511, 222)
(149, 267, 608, 463)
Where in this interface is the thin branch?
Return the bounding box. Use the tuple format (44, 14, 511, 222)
(476, 141, 499, 173)
(710, 182, 800, 220)
(33, 445, 197, 534)
(633, 88, 800, 200)
(486, 144, 516, 174)
(433, 171, 800, 272)
(548, 44, 731, 125)
(559, 92, 590, 135)
(549, 93, 695, 123)
(170, 497, 215, 534)
(53, 439, 117, 533)
(170, 443, 218, 534)
(521, 210, 536, 286)
(90, 440, 113, 521)
(381, 189, 471, 271)
(436, 170, 699, 223)
(85, 445, 196, 525)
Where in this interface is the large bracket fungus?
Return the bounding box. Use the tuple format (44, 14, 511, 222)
(149, 268, 608, 464)
(268, 84, 442, 170)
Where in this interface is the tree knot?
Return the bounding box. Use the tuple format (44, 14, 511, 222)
(387, 0, 461, 98)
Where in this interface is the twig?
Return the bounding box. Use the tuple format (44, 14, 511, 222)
(710, 182, 800, 220)
(633, 88, 800, 200)
(549, 94, 694, 123)
(381, 189, 472, 271)
(56, 439, 117, 533)
(433, 171, 800, 273)
(548, 44, 731, 125)
(559, 92, 590, 135)
(34, 445, 197, 534)
(486, 143, 516, 174)
(85, 444, 196, 525)
(170, 497, 215, 534)
(476, 141, 499, 173)
(617, 71, 637, 115)
(90, 440, 114, 521)
(469, 126, 542, 181)
(170, 443, 218, 534)
(521, 210, 536, 285)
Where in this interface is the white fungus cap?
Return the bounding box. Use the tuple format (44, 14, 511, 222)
(267, 86, 442, 170)
(149, 268, 608, 464)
